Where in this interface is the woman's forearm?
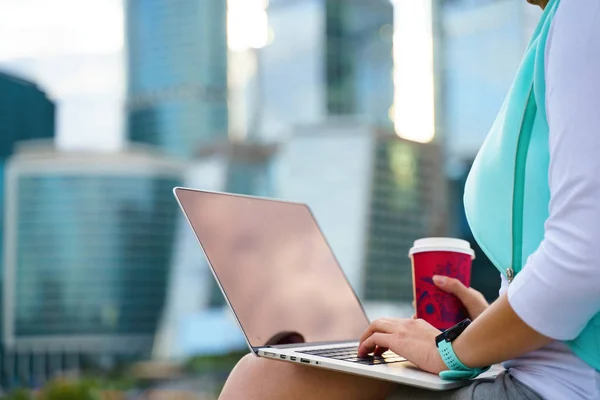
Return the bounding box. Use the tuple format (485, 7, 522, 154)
(451, 294, 553, 369)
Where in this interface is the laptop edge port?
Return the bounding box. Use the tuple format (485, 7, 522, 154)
(300, 358, 310, 364)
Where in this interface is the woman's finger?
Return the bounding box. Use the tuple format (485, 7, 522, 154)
(432, 275, 483, 306)
(359, 318, 401, 344)
(358, 333, 394, 357)
(432, 275, 489, 319)
(374, 345, 389, 356)
(432, 275, 470, 298)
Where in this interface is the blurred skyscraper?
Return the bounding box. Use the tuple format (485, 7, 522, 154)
(278, 121, 445, 316)
(362, 134, 446, 302)
(441, 0, 539, 162)
(439, 0, 540, 298)
(123, 0, 283, 358)
(324, 0, 393, 122)
(0, 72, 55, 214)
(0, 73, 55, 157)
(2, 144, 182, 385)
(0, 73, 56, 367)
(234, 0, 394, 141)
(125, 0, 228, 158)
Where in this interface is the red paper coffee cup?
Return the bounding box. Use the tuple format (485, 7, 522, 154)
(409, 238, 475, 331)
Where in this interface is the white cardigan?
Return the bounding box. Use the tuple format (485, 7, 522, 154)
(502, 1, 600, 398)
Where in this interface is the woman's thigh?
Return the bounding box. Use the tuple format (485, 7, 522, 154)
(220, 355, 542, 400)
(219, 353, 396, 400)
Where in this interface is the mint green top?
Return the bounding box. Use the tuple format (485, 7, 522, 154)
(464, 0, 600, 371)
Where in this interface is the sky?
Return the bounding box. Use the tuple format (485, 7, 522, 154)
(0, 0, 125, 151)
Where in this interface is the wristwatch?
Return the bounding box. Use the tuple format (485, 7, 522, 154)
(435, 319, 490, 381)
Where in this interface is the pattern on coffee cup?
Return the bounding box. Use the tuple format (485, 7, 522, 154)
(434, 261, 468, 284)
(416, 271, 468, 325)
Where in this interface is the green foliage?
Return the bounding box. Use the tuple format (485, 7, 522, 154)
(4, 388, 30, 400)
(3, 377, 131, 400)
(1, 352, 246, 399)
(40, 379, 99, 400)
(183, 351, 246, 374)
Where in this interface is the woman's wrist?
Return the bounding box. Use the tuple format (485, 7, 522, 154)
(448, 294, 552, 369)
(450, 330, 479, 369)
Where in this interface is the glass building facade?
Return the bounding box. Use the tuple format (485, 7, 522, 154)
(325, 0, 393, 122)
(439, 0, 538, 159)
(276, 122, 445, 311)
(3, 148, 182, 354)
(362, 136, 446, 302)
(0, 72, 56, 260)
(0, 72, 55, 158)
(126, 0, 228, 158)
(0, 74, 56, 367)
(254, 0, 393, 140)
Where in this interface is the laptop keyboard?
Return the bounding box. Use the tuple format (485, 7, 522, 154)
(299, 346, 405, 365)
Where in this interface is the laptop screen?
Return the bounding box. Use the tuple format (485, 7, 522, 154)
(175, 188, 370, 348)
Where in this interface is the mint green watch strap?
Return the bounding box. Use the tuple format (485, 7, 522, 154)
(439, 369, 484, 380)
(437, 339, 490, 381)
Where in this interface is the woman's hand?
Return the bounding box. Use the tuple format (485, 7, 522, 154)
(357, 318, 447, 374)
(432, 275, 489, 320)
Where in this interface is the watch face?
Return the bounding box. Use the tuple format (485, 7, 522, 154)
(435, 319, 471, 346)
(446, 319, 471, 342)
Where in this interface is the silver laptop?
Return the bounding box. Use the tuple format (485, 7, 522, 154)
(173, 187, 493, 391)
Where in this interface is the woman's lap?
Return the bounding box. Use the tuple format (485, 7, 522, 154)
(388, 371, 542, 400)
(219, 353, 396, 400)
(220, 354, 541, 400)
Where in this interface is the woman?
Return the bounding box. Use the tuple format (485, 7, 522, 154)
(220, 0, 600, 398)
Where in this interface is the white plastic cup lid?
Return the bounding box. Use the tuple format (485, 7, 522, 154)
(408, 237, 475, 259)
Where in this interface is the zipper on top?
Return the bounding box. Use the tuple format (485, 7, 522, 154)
(510, 85, 537, 283)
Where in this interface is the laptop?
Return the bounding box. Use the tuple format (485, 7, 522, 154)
(173, 187, 497, 390)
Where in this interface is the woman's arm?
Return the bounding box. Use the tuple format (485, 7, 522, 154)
(457, 0, 600, 367)
(451, 294, 552, 368)
(357, 293, 552, 373)
(360, 1, 600, 372)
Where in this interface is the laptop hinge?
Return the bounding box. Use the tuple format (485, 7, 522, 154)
(265, 339, 358, 350)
